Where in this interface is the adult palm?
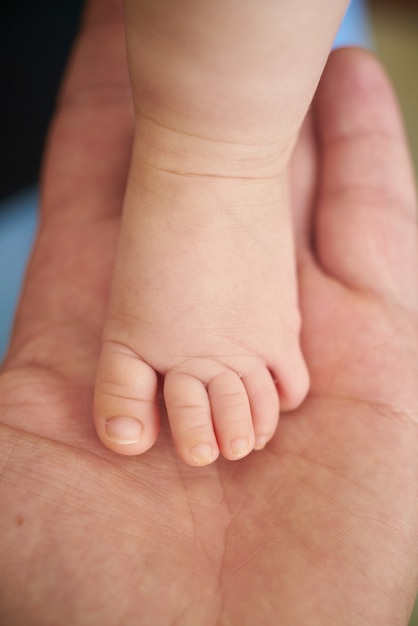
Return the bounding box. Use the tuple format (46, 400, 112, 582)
(1, 2, 418, 624)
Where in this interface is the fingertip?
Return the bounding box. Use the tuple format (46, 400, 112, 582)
(317, 47, 406, 144)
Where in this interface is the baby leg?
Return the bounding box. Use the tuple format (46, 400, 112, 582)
(94, 0, 348, 464)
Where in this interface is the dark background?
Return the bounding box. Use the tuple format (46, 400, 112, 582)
(0, 0, 84, 201)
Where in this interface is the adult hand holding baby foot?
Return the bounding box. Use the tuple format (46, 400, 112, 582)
(1, 0, 418, 623)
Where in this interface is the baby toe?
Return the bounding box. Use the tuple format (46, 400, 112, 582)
(164, 370, 219, 466)
(241, 367, 279, 450)
(94, 341, 160, 456)
(208, 370, 255, 461)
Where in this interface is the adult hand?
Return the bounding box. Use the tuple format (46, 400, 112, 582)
(1, 0, 418, 623)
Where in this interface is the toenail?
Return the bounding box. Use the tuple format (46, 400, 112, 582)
(105, 416, 143, 445)
(230, 437, 251, 458)
(254, 436, 269, 451)
(190, 443, 218, 466)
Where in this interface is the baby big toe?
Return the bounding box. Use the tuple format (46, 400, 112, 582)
(94, 341, 160, 456)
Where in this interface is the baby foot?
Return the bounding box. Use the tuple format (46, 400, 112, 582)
(93, 120, 309, 465)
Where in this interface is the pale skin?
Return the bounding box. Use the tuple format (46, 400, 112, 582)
(93, 0, 348, 465)
(1, 1, 418, 624)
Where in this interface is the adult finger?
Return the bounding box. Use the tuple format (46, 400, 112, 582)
(41, 0, 133, 225)
(290, 113, 318, 260)
(314, 48, 418, 309)
(6, 0, 131, 366)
